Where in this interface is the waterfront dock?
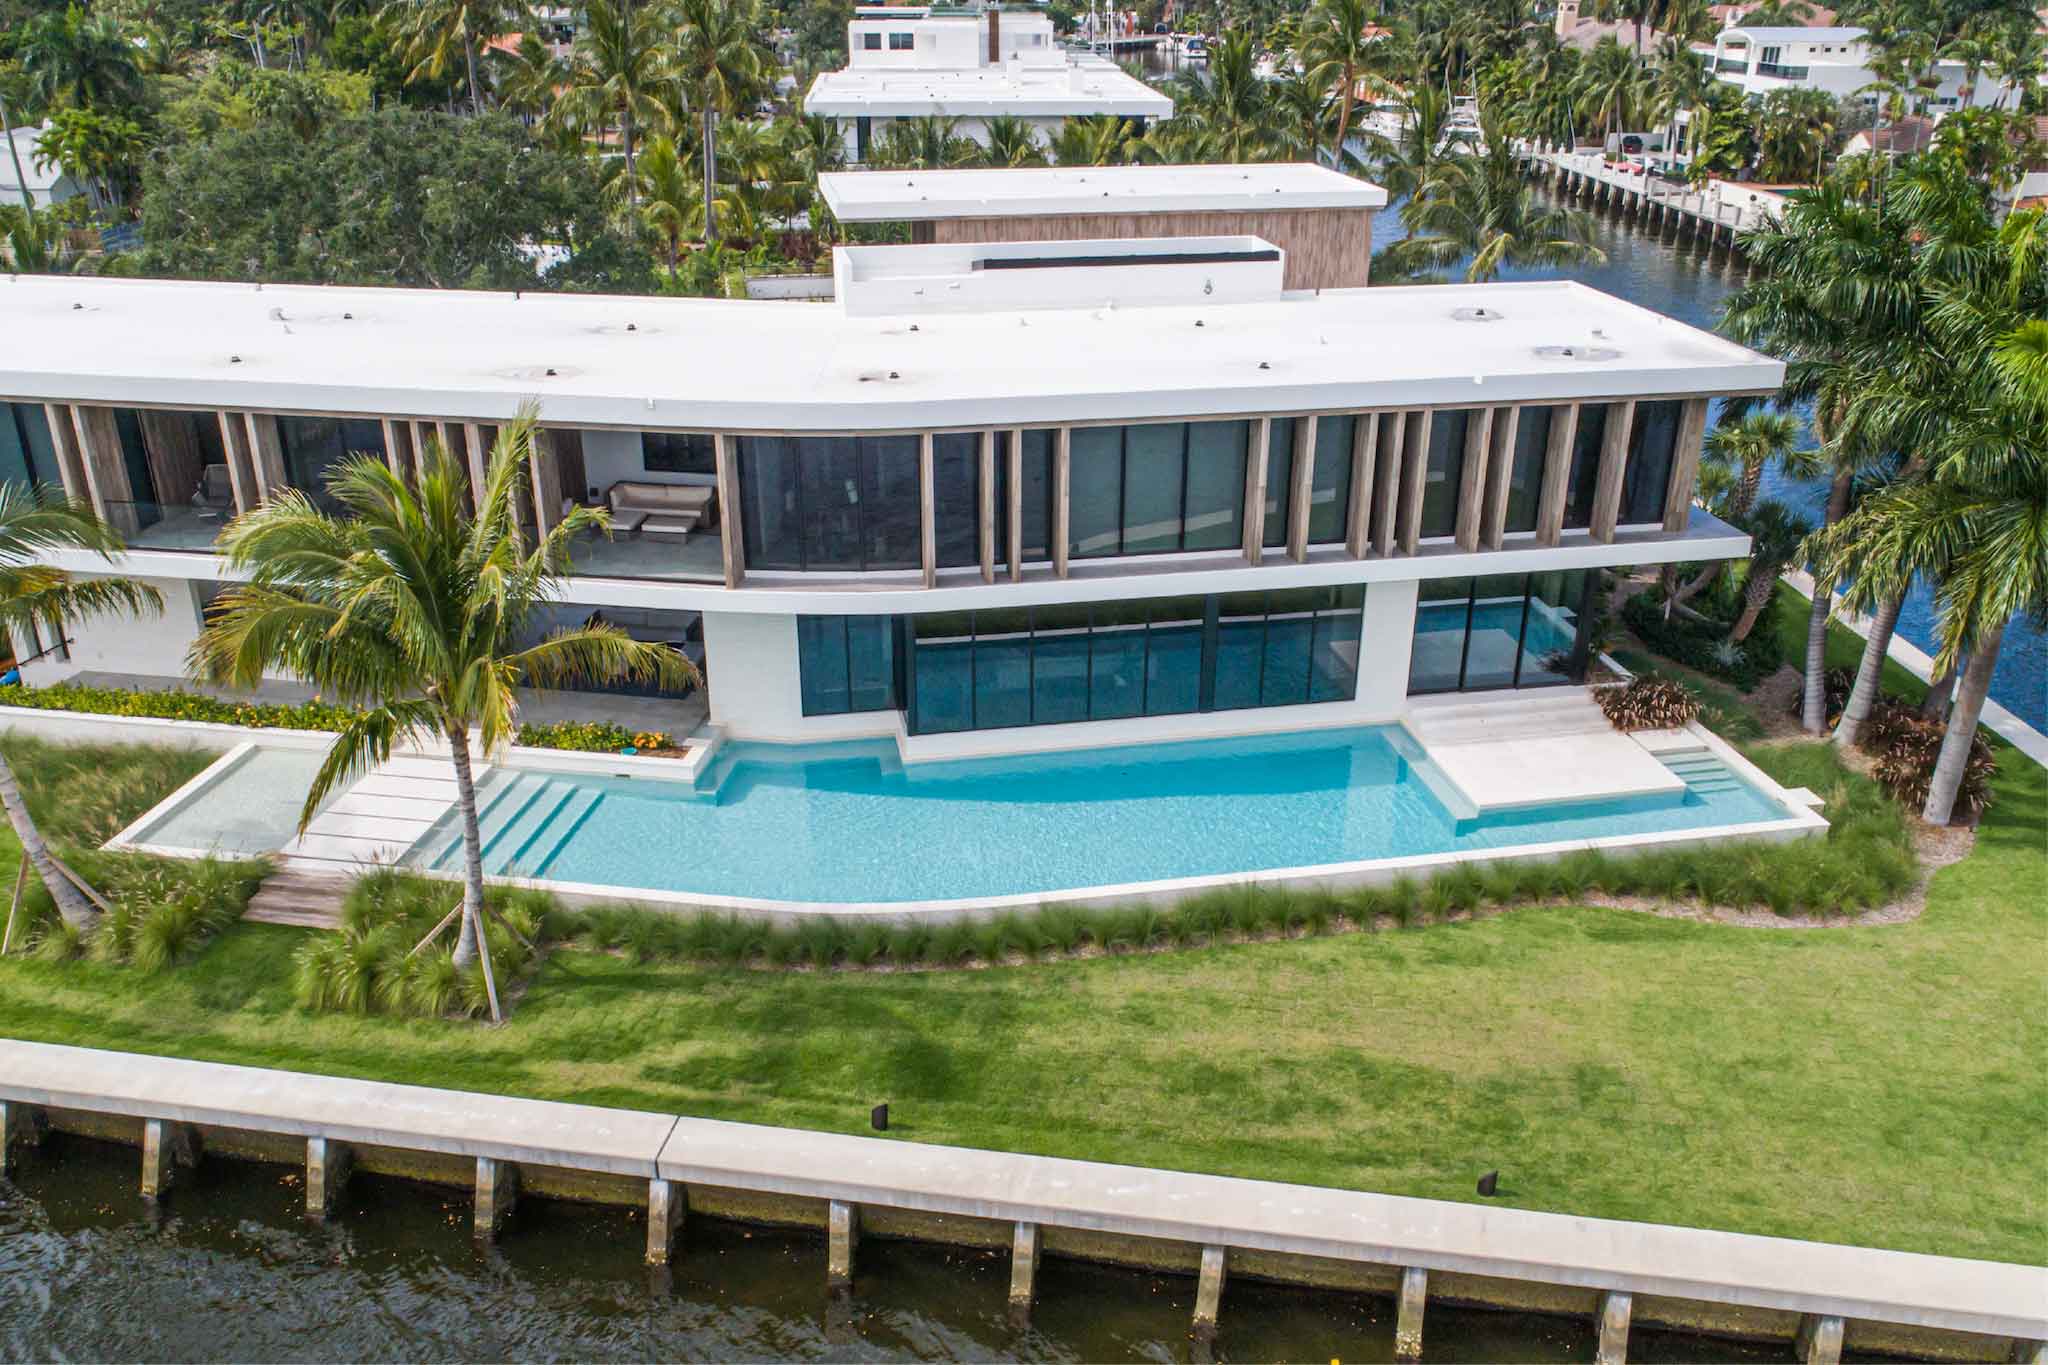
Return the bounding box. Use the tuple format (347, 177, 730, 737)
(1521, 148, 1783, 247)
(1, 1040, 2041, 1361)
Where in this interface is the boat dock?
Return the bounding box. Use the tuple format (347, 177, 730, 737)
(1521, 148, 1784, 247)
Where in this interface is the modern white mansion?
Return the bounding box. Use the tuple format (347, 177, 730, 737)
(1708, 25, 2033, 112)
(803, 2, 1171, 163)
(0, 167, 1779, 765)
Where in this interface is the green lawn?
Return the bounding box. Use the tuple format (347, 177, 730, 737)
(0, 612, 2041, 1267)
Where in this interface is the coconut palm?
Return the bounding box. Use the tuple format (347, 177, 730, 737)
(1051, 113, 1135, 167)
(673, 0, 773, 247)
(875, 115, 979, 170)
(493, 28, 569, 126)
(1388, 134, 1607, 282)
(978, 115, 1045, 168)
(633, 132, 699, 268)
(555, 0, 681, 214)
(1573, 37, 1646, 146)
(1300, 0, 1379, 163)
(0, 483, 161, 930)
(191, 415, 694, 1015)
(381, 0, 518, 112)
(1159, 31, 1288, 163)
(19, 6, 144, 112)
(1367, 84, 1459, 202)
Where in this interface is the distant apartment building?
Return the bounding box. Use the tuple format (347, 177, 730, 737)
(803, 2, 1171, 163)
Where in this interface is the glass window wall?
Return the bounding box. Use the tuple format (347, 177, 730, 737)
(1406, 571, 1594, 694)
(1621, 399, 1682, 525)
(798, 614, 899, 716)
(998, 429, 1056, 566)
(739, 434, 921, 572)
(1419, 409, 1473, 539)
(1069, 420, 1249, 560)
(1563, 404, 1607, 530)
(904, 587, 1364, 734)
(1262, 418, 1294, 550)
(1306, 414, 1356, 545)
(643, 432, 715, 475)
(932, 432, 981, 569)
(1502, 406, 1551, 535)
(0, 404, 54, 491)
(279, 416, 389, 510)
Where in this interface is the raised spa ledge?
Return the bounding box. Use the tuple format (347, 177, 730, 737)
(1403, 690, 1686, 818)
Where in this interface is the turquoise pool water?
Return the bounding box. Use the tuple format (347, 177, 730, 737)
(402, 726, 1788, 905)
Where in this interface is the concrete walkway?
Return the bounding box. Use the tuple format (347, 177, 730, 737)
(0, 1039, 2040, 1346)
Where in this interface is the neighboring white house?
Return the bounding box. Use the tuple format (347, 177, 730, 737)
(1709, 25, 2032, 112)
(803, 2, 1172, 162)
(0, 123, 86, 211)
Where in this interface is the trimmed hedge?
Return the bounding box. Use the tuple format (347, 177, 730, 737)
(0, 682, 676, 754)
(1622, 588, 1783, 689)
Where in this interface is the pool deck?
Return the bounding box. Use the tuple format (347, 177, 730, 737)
(276, 753, 471, 874)
(1404, 691, 1686, 818)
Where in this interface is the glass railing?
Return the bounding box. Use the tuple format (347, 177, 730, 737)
(1755, 62, 1809, 79)
(1715, 57, 1748, 73)
(101, 501, 228, 553)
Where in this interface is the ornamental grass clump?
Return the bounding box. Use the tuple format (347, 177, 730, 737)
(294, 868, 547, 1019)
(1596, 675, 1703, 731)
(17, 852, 262, 970)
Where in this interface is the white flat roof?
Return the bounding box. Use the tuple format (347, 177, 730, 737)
(821, 161, 1388, 221)
(1721, 25, 1866, 40)
(0, 274, 1782, 433)
(803, 58, 1172, 119)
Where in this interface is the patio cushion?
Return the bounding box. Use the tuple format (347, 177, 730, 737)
(608, 481, 714, 534)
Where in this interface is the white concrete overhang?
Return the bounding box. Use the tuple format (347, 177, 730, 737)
(819, 161, 1390, 220)
(0, 276, 1784, 433)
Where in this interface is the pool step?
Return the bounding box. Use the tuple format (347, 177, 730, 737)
(1662, 751, 1745, 795)
(522, 788, 606, 878)
(491, 780, 585, 876)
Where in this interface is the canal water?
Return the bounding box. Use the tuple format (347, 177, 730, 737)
(0, 1133, 1795, 1361)
(1375, 190, 2046, 729)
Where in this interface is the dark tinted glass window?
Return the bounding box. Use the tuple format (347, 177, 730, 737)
(1307, 415, 1355, 544)
(1183, 420, 1247, 550)
(738, 436, 802, 570)
(738, 435, 930, 573)
(1463, 573, 1528, 690)
(1503, 406, 1552, 534)
(1408, 578, 1471, 694)
(642, 432, 715, 475)
(1621, 399, 1683, 525)
(1121, 422, 1185, 555)
(932, 433, 981, 569)
(1564, 404, 1607, 530)
(0, 404, 52, 490)
(798, 614, 898, 716)
(1013, 429, 1054, 563)
(1068, 427, 1122, 559)
(1263, 418, 1294, 549)
(1407, 573, 1592, 694)
(1420, 409, 1471, 539)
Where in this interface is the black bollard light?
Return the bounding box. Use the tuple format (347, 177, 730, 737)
(871, 1103, 889, 1132)
(1477, 1171, 1499, 1197)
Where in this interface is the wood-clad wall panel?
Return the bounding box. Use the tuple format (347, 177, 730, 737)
(932, 207, 1374, 290)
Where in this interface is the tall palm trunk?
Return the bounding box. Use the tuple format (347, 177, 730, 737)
(1922, 620, 2003, 826)
(1833, 593, 1901, 748)
(1330, 63, 1355, 164)
(0, 747, 93, 928)
(622, 106, 639, 211)
(446, 728, 485, 967)
(1, 95, 35, 213)
(1729, 565, 1775, 641)
(1801, 469, 1852, 735)
(1918, 664, 1955, 720)
(702, 107, 719, 246)
(464, 30, 482, 113)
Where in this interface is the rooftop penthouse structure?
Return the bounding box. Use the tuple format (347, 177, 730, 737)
(820, 162, 1387, 289)
(0, 169, 1781, 795)
(804, 2, 1171, 163)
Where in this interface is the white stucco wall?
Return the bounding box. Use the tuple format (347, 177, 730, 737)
(14, 575, 210, 685)
(700, 610, 899, 744)
(1357, 578, 1418, 719)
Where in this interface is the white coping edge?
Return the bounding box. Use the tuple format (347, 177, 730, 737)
(0, 1038, 2040, 1341)
(1780, 570, 2048, 771)
(104, 740, 269, 860)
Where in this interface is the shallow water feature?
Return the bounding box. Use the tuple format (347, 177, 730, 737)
(0, 1133, 1798, 1363)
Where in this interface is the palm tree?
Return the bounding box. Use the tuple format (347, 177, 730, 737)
(1300, 0, 1378, 164)
(1159, 31, 1287, 163)
(978, 115, 1045, 168)
(555, 0, 680, 214)
(381, 0, 517, 111)
(0, 484, 161, 930)
(1704, 409, 1801, 523)
(673, 0, 773, 247)
(1755, 87, 1836, 183)
(875, 114, 978, 170)
(1368, 83, 1457, 201)
(20, 6, 144, 112)
(191, 416, 694, 1013)
(633, 132, 699, 268)
(1389, 135, 1607, 282)
(1729, 500, 1809, 642)
(1573, 36, 1645, 147)
(493, 28, 569, 126)
(1050, 113, 1135, 167)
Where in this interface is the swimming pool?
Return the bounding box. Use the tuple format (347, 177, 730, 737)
(401, 725, 1794, 906)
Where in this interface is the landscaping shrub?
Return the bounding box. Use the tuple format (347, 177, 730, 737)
(1785, 666, 1855, 724)
(513, 720, 673, 752)
(1622, 589, 1782, 688)
(1861, 701, 1996, 819)
(14, 852, 264, 970)
(0, 682, 671, 754)
(293, 867, 545, 1018)
(1597, 675, 1703, 731)
(0, 735, 217, 846)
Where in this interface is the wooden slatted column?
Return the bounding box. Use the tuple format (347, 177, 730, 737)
(1345, 412, 1378, 558)
(977, 430, 996, 584)
(379, 420, 411, 479)
(1051, 428, 1072, 579)
(1590, 400, 1636, 542)
(1452, 406, 1494, 551)
(1241, 417, 1272, 566)
(1284, 415, 1317, 562)
(918, 432, 937, 590)
(1397, 409, 1434, 554)
(243, 413, 288, 501)
(713, 433, 744, 589)
(463, 423, 490, 512)
(214, 412, 257, 513)
(42, 404, 90, 508)
(70, 405, 136, 532)
(1662, 397, 1711, 532)
(1371, 410, 1403, 556)
(1480, 406, 1521, 549)
(1535, 403, 1580, 547)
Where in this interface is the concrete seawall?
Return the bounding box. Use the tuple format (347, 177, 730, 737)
(1, 1040, 2040, 1362)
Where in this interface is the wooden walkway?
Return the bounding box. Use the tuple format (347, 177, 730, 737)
(243, 868, 350, 930)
